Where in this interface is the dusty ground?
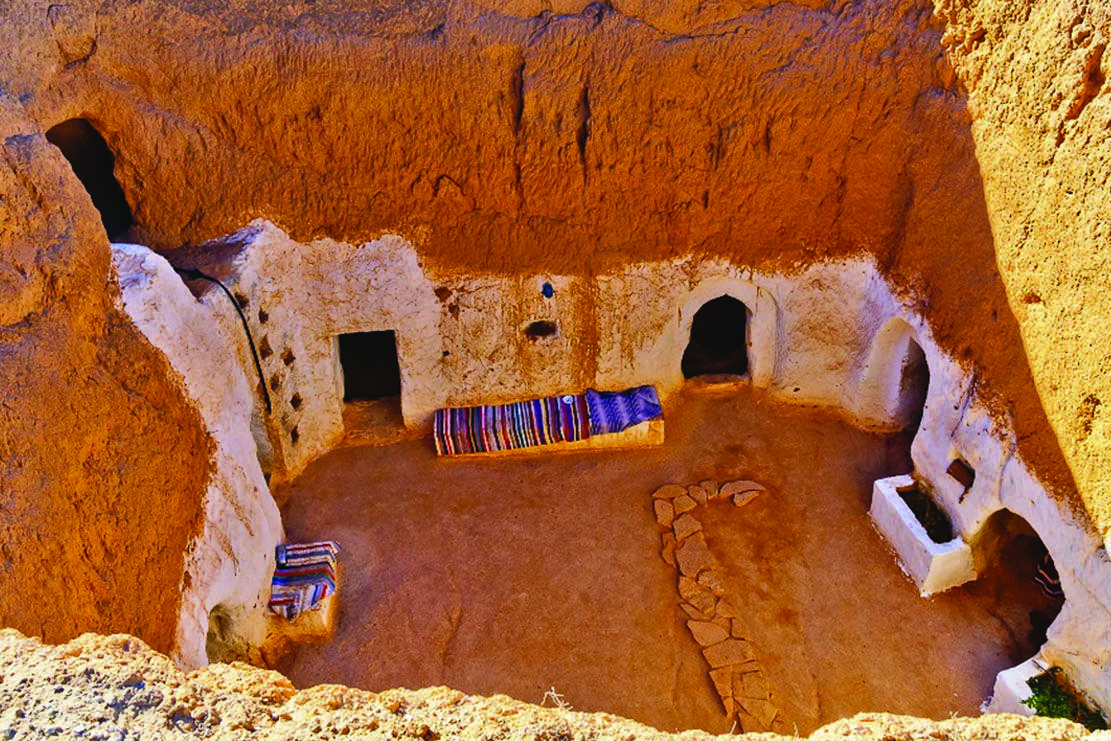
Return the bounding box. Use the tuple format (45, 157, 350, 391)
(276, 385, 1054, 734)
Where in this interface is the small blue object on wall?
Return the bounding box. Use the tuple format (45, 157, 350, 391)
(541, 282, 554, 298)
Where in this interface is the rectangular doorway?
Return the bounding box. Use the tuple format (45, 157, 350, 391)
(338, 331, 401, 401)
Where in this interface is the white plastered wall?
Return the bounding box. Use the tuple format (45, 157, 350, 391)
(110, 244, 283, 670)
(198, 222, 1111, 709)
(219, 222, 444, 480)
(594, 261, 777, 395)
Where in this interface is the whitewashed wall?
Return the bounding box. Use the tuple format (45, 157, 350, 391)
(111, 244, 283, 670)
(201, 221, 1111, 709)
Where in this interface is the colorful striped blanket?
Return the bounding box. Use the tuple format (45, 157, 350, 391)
(434, 393, 591, 455)
(268, 541, 340, 620)
(434, 385, 662, 456)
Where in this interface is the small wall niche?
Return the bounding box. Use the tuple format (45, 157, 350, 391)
(524, 320, 558, 340)
(947, 458, 976, 489)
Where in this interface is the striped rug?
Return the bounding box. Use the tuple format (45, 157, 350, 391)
(434, 393, 591, 455)
(268, 541, 340, 620)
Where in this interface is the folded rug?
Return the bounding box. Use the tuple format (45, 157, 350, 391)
(584, 385, 663, 436)
(268, 540, 340, 620)
(434, 393, 591, 455)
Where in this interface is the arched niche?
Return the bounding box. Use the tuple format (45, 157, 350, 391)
(856, 317, 931, 430)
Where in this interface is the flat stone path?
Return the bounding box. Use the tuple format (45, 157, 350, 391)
(276, 384, 1052, 734)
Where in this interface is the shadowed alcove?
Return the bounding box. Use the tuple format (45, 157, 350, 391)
(45, 118, 134, 239)
(901, 338, 930, 433)
(338, 331, 401, 401)
(971, 509, 1065, 660)
(682, 295, 749, 379)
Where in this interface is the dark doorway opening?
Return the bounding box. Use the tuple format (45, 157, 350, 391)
(45, 118, 134, 239)
(899, 338, 930, 432)
(338, 331, 401, 401)
(969, 510, 1065, 662)
(682, 295, 749, 379)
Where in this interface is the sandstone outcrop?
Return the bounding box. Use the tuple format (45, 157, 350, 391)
(0, 629, 1092, 740)
(934, 0, 1111, 542)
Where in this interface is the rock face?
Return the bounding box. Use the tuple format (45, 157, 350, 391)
(0, 0, 1083, 517)
(933, 0, 1111, 544)
(0, 99, 211, 656)
(112, 244, 283, 669)
(0, 628, 1091, 740)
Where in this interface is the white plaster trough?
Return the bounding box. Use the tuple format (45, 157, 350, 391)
(869, 474, 976, 597)
(982, 655, 1045, 716)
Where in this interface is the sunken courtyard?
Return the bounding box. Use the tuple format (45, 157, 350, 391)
(1, 0, 1110, 737)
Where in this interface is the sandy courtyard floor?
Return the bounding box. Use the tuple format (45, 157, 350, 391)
(275, 385, 1053, 734)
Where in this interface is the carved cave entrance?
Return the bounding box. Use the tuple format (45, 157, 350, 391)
(973, 509, 1065, 660)
(339, 331, 401, 401)
(682, 295, 749, 379)
(45, 118, 134, 239)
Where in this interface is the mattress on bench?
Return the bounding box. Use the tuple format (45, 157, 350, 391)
(434, 385, 663, 457)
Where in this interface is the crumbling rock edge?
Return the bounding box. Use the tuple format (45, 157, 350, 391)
(0, 629, 1088, 740)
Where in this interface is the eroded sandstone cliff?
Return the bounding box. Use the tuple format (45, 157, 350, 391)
(935, 0, 1111, 542)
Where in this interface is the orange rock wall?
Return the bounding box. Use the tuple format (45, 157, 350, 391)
(0, 101, 210, 654)
(1, 0, 1077, 508)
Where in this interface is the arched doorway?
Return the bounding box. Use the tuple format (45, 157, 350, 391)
(681, 295, 749, 379)
(970, 510, 1065, 661)
(899, 338, 929, 432)
(45, 118, 134, 239)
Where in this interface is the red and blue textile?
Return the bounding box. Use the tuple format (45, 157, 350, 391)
(434, 393, 591, 455)
(433, 385, 663, 456)
(268, 540, 340, 620)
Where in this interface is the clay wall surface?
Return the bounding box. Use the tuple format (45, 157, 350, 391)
(0, 101, 210, 655)
(934, 0, 1111, 544)
(0, 0, 1077, 525)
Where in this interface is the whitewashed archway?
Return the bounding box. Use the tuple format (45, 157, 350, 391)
(856, 316, 930, 428)
(676, 277, 777, 388)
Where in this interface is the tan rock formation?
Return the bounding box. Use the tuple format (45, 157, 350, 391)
(0, 629, 1092, 740)
(934, 0, 1111, 541)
